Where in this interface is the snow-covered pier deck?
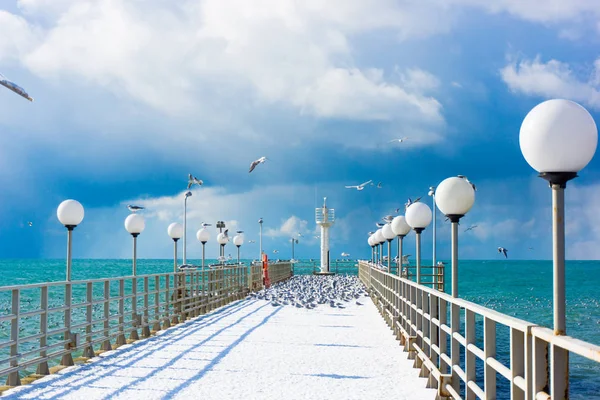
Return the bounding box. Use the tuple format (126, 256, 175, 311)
(2, 296, 435, 400)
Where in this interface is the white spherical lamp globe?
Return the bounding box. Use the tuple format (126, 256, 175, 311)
(382, 223, 395, 240)
(520, 99, 598, 173)
(125, 214, 145, 235)
(233, 235, 244, 247)
(196, 228, 210, 243)
(57, 200, 84, 227)
(435, 177, 475, 217)
(368, 236, 374, 247)
(217, 232, 229, 245)
(391, 215, 410, 236)
(167, 222, 183, 240)
(406, 202, 432, 230)
(375, 229, 384, 244)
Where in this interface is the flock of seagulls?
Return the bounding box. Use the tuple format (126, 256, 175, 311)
(248, 275, 368, 309)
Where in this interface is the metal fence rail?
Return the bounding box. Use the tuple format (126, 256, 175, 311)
(0, 262, 292, 387)
(358, 261, 600, 400)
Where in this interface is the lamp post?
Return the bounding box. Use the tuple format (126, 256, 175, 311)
(391, 215, 410, 277)
(428, 186, 437, 267)
(258, 217, 263, 260)
(406, 202, 432, 284)
(375, 229, 384, 265)
(382, 223, 396, 272)
(183, 191, 192, 265)
(233, 234, 244, 264)
(435, 177, 475, 297)
(168, 222, 183, 273)
(124, 213, 145, 341)
(520, 99, 597, 399)
(217, 232, 229, 263)
(56, 199, 84, 369)
(368, 235, 374, 263)
(216, 220, 226, 258)
(196, 227, 210, 268)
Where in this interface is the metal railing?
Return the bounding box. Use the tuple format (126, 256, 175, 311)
(0, 262, 292, 387)
(359, 261, 600, 400)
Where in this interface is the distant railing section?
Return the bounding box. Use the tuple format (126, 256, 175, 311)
(0, 262, 292, 387)
(359, 261, 600, 400)
(367, 262, 445, 292)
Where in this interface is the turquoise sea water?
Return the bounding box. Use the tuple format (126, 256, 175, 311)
(0, 259, 598, 398)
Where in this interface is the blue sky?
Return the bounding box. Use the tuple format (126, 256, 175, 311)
(1, 0, 600, 261)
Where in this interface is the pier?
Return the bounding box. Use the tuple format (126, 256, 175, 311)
(0, 260, 598, 399)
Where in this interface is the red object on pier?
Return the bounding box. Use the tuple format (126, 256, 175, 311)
(262, 253, 270, 288)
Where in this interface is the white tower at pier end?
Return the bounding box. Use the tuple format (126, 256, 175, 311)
(315, 197, 335, 274)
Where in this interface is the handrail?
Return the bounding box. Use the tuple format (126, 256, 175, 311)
(358, 260, 600, 400)
(0, 262, 293, 387)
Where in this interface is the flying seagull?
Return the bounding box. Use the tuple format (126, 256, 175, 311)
(223, 229, 229, 238)
(528, 247, 534, 250)
(27, 221, 33, 227)
(127, 205, 144, 213)
(404, 197, 421, 210)
(249, 157, 268, 173)
(388, 137, 408, 143)
(464, 224, 478, 232)
(394, 208, 400, 214)
(314, 235, 320, 239)
(457, 175, 477, 191)
(345, 180, 373, 191)
(248, 240, 256, 243)
(382, 215, 394, 223)
(0, 73, 33, 102)
(341, 252, 350, 257)
(201, 222, 212, 227)
(187, 174, 203, 189)
(376, 222, 385, 228)
(376, 182, 382, 189)
(273, 249, 279, 254)
(498, 247, 508, 258)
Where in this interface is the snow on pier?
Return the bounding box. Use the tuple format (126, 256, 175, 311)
(3, 280, 435, 400)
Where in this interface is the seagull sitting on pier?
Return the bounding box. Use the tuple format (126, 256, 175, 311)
(458, 175, 477, 191)
(187, 174, 203, 189)
(464, 224, 478, 232)
(249, 156, 268, 173)
(498, 247, 508, 258)
(127, 205, 144, 213)
(345, 180, 372, 191)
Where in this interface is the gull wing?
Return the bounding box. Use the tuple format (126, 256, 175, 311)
(359, 180, 373, 188)
(249, 161, 258, 173)
(345, 185, 358, 189)
(0, 74, 33, 102)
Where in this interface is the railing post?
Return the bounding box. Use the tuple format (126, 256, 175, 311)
(451, 303, 460, 394)
(163, 275, 171, 329)
(532, 334, 549, 399)
(102, 280, 111, 351)
(130, 277, 139, 341)
(36, 286, 50, 375)
(171, 273, 181, 325)
(511, 328, 525, 400)
(7, 289, 21, 386)
(152, 275, 161, 332)
(116, 279, 126, 346)
(465, 310, 476, 399)
(82, 282, 95, 358)
(484, 317, 497, 399)
(142, 277, 151, 338)
(430, 294, 439, 375)
(61, 283, 74, 366)
(439, 299, 448, 374)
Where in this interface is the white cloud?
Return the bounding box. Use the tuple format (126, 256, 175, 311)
(264, 216, 311, 238)
(500, 56, 600, 109)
